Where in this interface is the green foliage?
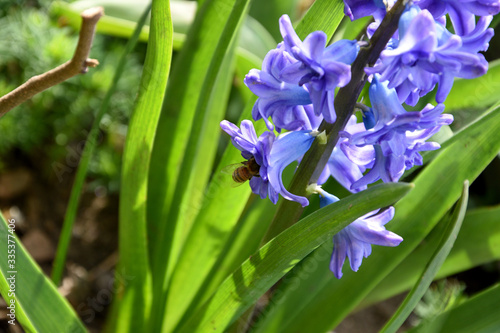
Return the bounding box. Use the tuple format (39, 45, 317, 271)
(380, 181, 469, 333)
(110, 1, 173, 332)
(178, 183, 413, 333)
(0, 212, 85, 332)
(0, 8, 143, 187)
(409, 284, 500, 333)
(1, 1, 500, 332)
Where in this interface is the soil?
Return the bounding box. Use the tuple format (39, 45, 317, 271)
(0, 150, 118, 333)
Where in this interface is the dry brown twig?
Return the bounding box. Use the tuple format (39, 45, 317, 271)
(0, 6, 104, 115)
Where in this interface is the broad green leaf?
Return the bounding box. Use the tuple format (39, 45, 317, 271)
(158, 31, 241, 333)
(51, 2, 151, 287)
(258, 102, 500, 333)
(295, 0, 345, 40)
(187, 164, 296, 325)
(146, 0, 252, 330)
(156, 93, 257, 329)
(108, 1, 173, 332)
(332, 16, 371, 42)
(363, 203, 500, 307)
(178, 183, 413, 333)
(492, 12, 500, 28)
(248, 0, 301, 41)
(441, 59, 500, 111)
(171, 196, 277, 332)
(161, 1, 346, 331)
(146, 0, 250, 268)
(380, 181, 469, 333)
(201, 197, 277, 299)
(408, 284, 500, 333)
(0, 213, 85, 332)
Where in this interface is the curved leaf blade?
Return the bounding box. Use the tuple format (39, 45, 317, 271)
(178, 183, 413, 333)
(161, 1, 347, 331)
(380, 181, 469, 333)
(363, 203, 500, 307)
(264, 102, 500, 333)
(109, 1, 173, 332)
(0, 213, 85, 332)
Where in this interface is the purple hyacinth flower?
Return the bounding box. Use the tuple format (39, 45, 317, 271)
(366, 6, 491, 105)
(244, 46, 314, 131)
(279, 15, 359, 123)
(318, 116, 369, 192)
(416, 0, 500, 35)
(344, 76, 451, 146)
(343, 0, 396, 21)
(220, 120, 278, 203)
(268, 130, 316, 207)
(220, 120, 316, 206)
(341, 76, 452, 189)
(317, 189, 403, 279)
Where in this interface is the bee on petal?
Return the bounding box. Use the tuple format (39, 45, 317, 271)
(221, 157, 260, 187)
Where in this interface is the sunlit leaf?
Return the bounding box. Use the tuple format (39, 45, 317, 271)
(178, 183, 413, 333)
(380, 181, 469, 333)
(0, 213, 85, 332)
(255, 101, 500, 333)
(107, 1, 173, 332)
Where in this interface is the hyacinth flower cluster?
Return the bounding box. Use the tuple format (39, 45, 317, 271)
(220, 0, 496, 278)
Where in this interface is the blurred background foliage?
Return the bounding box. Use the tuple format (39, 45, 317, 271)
(0, 0, 146, 192)
(0, 0, 499, 331)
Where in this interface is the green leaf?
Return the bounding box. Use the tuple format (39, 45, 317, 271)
(408, 284, 500, 333)
(295, 0, 345, 40)
(159, 1, 346, 331)
(0, 213, 85, 332)
(156, 32, 242, 333)
(147, 0, 251, 268)
(145, 0, 253, 330)
(332, 16, 371, 42)
(153, 94, 258, 329)
(363, 203, 500, 307)
(441, 59, 500, 111)
(380, 181, 469, 333)
(177, 183, 413, 333)
(248, 0, 301, 41)
(51, 2, 151, 287)
(107, 1, 173, 332)
(201, 197, 278, 300)
(257, 101, 500, 333)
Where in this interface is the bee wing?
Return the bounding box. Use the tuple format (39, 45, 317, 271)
(230, 180, 246, 188)
(220, 162, 244, 175)
(221, 163, 248, 188)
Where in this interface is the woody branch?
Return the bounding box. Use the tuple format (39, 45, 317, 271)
(0, 6, 104, 115)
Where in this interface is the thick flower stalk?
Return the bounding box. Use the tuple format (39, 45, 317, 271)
(220, 0, 494, 277)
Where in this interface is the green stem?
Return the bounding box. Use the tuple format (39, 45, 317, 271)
(262, 0, 407, 244)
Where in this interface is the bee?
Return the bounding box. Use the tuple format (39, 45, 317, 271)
(222, 156, 260, 186)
